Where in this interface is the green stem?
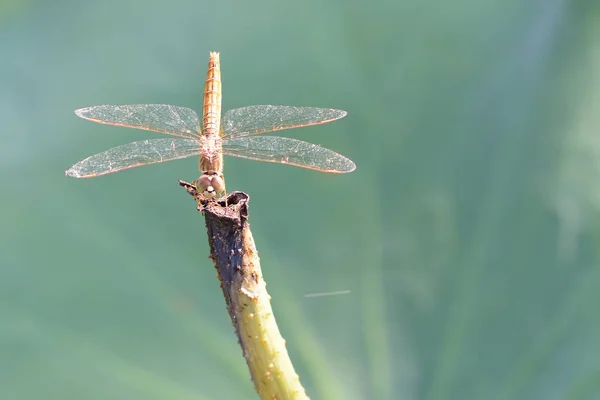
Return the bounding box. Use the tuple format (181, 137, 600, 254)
(180, 182, 309, 400)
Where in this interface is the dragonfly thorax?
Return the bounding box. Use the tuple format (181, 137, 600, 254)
(196, 172, 225, 199)
(199, 135, 223, 174)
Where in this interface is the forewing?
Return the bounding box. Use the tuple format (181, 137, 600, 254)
(65, 138, 199, 178)
(75, 104, 201, 139)
(222, 136, 356, 173)
(222, 105, 347, 139)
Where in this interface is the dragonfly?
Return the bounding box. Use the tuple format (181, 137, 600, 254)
(66, 52, 356, 199)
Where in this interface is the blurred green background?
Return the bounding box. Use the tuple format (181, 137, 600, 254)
(2, 0, 600, 399)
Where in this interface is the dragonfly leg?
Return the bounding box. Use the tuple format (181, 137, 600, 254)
(220, 180, 228, 207)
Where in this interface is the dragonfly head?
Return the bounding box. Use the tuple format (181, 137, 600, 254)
(196, 172, 225, 199)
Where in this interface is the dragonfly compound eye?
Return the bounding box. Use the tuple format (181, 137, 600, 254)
(197, 173, 225, 199)
(210, 175, 225, 196)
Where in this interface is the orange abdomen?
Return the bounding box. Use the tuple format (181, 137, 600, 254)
(202, 52, 222, 137)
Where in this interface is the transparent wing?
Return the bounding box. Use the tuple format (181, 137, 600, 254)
(65, 138, 200, 178)
(222, 105, 347, 139)
(222, 136, 356, 173)
(75, 104, 202, 140)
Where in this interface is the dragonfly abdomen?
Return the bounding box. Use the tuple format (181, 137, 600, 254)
(202, 51, 222, 137)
